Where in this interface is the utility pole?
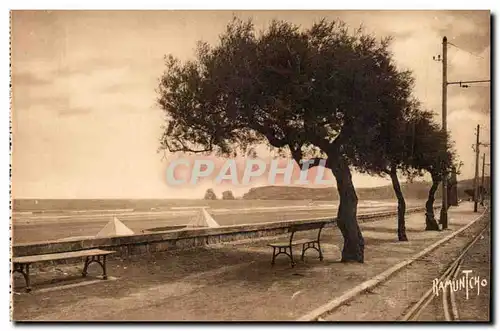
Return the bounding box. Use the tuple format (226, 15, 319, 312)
(473, 125, 480, 212)
(441, 36, 449, 229)
(432, 36, 490, 225)
(480, 153, 491, 205)
(480, 153, 485, 204)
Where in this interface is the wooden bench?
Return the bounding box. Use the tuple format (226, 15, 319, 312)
(268, 221, 329, 267)
(12, 249, 115, 292)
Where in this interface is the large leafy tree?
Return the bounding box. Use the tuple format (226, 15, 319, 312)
(158, 18, 418, 263)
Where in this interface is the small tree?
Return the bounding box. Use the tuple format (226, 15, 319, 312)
(204, 189, 217, 200)
(351, 100, 420, 242)
(403, 110, 458, 230)
(222, 190, 235, 200)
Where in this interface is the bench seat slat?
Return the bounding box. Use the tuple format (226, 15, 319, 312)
(292, 238, 317, 245)
(268, 242, 291, 247)
(268, 238, 317, 247)
(12, 249, 115, 264)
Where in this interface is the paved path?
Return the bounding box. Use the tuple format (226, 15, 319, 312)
(12, 202, 484, 321)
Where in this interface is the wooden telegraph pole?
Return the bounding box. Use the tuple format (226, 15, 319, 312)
(440, 36, 449, 229)
(480, 153, 486, 204)
(473, 125, 480, 212)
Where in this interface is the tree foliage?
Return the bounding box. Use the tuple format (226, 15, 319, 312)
(158, 18, 416, 164)
(157, 17, 449, 262)
(406, 109, 458, 180)
(204, 189, 217, 200)
(222, 190, 236, 200)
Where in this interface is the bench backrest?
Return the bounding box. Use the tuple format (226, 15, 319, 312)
(288, 222, 328, 244)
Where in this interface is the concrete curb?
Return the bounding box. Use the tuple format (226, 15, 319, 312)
(297, 207, 488, 321)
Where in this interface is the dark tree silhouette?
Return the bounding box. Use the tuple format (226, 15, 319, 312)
(204, 189, 218, 200)
(402, 110, 458, 231)
(352, 100, 424, 242)
(222, 190, 235, 200)
(157, 18, 420, 263)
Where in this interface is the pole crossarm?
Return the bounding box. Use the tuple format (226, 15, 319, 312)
(447, 79, 491, 86)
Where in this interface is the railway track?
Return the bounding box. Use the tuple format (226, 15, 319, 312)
(401, 220, 490, 321)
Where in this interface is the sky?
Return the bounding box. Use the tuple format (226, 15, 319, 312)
(11, 10, 491, 199)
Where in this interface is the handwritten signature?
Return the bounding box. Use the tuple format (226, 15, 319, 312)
(432, 270, 488, 300)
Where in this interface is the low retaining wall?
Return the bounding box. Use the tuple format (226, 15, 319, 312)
(13, 207, 436, 261)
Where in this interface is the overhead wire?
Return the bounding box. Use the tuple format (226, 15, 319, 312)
(447, 41, 485, 60)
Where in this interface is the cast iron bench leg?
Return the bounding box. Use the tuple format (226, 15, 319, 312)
(318, 241, 324, 261)
(82, 255, 108, 279)
(289, 246, 295, 268)
(82, 256, 90, 277)
(14, 263, 31, 293)
(301, 242, 324, 261)
(25, 264, 31, 292)
(270, 246, 296, 267)
(102, 255, 108, 280)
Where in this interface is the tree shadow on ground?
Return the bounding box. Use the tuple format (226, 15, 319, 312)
(13, 233, 338, 301)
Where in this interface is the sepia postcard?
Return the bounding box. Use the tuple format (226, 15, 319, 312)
(10, 9, 491, 322)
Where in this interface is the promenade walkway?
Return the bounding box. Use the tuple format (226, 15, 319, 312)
(12, 202, 486, 321)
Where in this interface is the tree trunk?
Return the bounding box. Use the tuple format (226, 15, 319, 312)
(389, 167, 407, 241)
(425, 175, 440, 231)
(330, 158, 365, 263)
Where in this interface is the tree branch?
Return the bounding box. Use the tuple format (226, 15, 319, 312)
(297, 157, 329, 170)
(163, 135, 214, 154)
(248, 119, 289, 149)
(288, 144, 303, 165)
